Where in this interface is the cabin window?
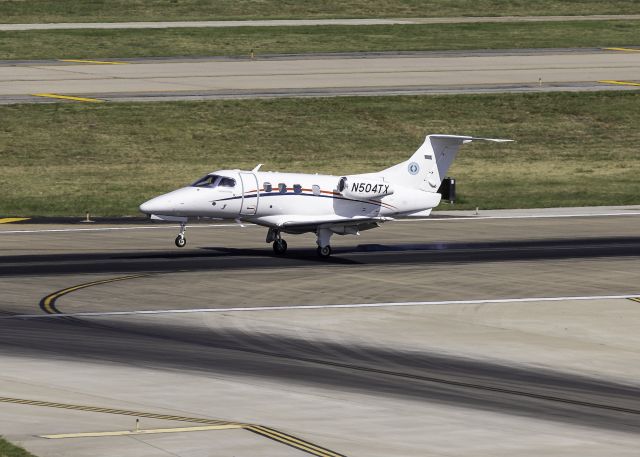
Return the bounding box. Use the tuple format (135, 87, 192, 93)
(264, 182, 272, 192)
(312, 184, 321, 195)
(218, 177, 236, 187)
(278, 183, 287, 194)
(293, 184, 302, 194)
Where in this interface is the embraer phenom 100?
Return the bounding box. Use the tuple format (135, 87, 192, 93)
(140, 134, 511, 257)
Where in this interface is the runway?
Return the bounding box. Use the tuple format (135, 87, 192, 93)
(1, 48, 638, 104)
(2, 213, 640, 456)
(3, 234, 640, 278)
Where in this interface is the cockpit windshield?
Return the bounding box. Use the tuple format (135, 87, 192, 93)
(191, 174, 236, 188)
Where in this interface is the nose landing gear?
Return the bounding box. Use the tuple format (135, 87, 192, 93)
(175, 222, 187, 248)
(267, 227, 288, 255)
(273, 238, 288, 255)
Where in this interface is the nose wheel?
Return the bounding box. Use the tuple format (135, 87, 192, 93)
(317, 245, 332, 257)
(175, 222, 187, 248)
(273, 238, 288, 255)
(268, 228, 288, 255)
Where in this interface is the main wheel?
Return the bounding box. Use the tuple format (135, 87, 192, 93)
(175, 235, 187, 248)
(273, 239, 288, 255)
(317, 245, 332, 257)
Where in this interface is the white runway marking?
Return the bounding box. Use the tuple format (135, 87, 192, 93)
(5, 294, 639, 320)
(2, 211, 640, 234)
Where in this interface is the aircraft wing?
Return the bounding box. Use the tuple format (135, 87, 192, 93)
(251, 215, 394, 233)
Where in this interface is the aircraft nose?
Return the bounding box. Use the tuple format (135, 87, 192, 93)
(139, 195, 173, 215)
(139, 200, 153, 214)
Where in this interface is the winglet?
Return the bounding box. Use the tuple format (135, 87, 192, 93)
(252, 164, 263, 172)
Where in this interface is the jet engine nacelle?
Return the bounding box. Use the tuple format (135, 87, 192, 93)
(338, 176, 394, 199)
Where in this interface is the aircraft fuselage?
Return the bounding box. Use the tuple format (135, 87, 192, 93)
(140, 170, 440, 232)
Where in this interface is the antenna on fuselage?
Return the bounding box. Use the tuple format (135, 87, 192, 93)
(252, 163, 263, 172)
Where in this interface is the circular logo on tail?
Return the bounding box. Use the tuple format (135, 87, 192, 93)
(408, 162, 420, 175)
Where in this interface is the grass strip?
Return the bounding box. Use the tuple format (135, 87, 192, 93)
(0, 438, 37, 457)
(1, 21, 639, 60)
(1, 92, 639, 216)
(2, 0, 640, 24)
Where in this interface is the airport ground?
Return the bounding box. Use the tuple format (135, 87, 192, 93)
(3, 1, 640, 23)
(1, 209, 640, 456)
(2, 20, 640, 61)
(3, 49, 639, 102)
(2, 89, 640, 216)
(2, 7, 640, 457)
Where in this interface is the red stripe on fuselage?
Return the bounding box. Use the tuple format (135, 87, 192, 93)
(242, 188, 396, 210)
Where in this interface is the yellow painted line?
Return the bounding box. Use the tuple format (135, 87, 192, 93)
(604, 47, 640, 53)
(41, 424, 243, 439)
(246, 426, 327, 456)
(60, 59, 128, 65)
(0, 397, 241, 426)
(0, 217, 30, 224)
(246, 425, 346, 457)
(628, 297, 640, 304)
(31, 93, 104, 103)
(598, 80, 640, 87)
(2, 397, 346, 457)
(39, 274, 149, 314)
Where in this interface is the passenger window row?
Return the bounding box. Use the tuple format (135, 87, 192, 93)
(262, 183, 320, 195)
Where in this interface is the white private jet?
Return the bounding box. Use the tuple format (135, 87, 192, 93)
(140, 134, 511, 257)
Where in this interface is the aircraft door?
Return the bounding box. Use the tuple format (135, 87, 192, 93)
(240, 172, 259, 215)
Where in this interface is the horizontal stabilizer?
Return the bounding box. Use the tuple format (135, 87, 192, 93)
(467, 137, 513, 143)
(428, 134, 513, 144)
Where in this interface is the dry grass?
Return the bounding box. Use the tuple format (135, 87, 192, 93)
(2, 0, 640, 23)
(0, 438, 37, 457)
(1, 92, 639, 216)
(1, 20, 639, 60)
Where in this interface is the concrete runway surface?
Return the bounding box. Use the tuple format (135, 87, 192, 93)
(1, 211, 640, 456)
(1, 48, 638, 104)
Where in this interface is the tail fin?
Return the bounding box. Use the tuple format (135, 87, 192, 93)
(379, 134, 512, 191)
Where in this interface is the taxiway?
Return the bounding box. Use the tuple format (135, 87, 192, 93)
(1, 210, 640, 456)
(1, 48, 638, 104)
(4, 14, 640, 31)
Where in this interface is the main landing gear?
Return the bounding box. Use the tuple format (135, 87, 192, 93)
(266, 227, 334, 257)
(175, 222, 187, 248)
(316, 227, 333, 258)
